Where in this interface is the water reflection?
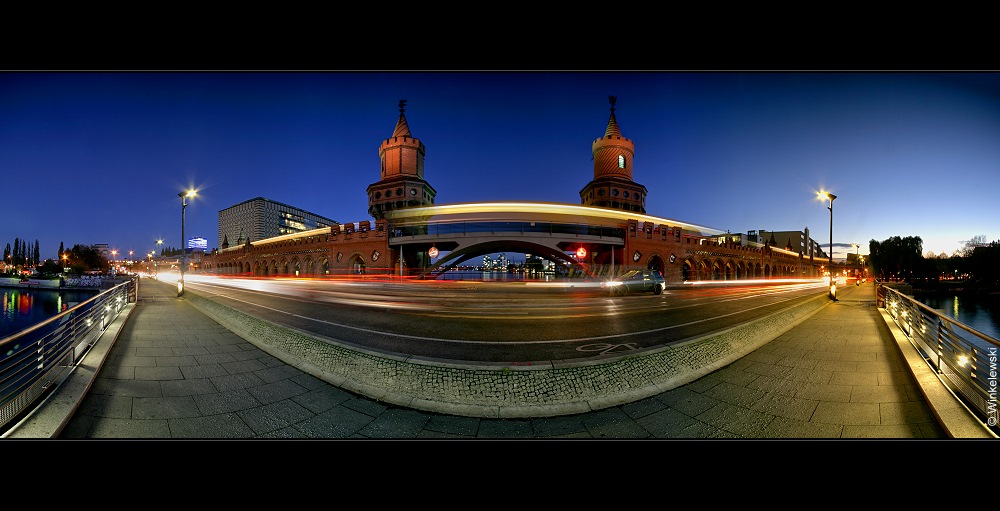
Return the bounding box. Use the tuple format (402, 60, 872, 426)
(917, 293, 1000, 341)
(1, 287, 99, 337)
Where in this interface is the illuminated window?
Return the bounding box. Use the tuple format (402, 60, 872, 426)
(618, 155, 625, 168)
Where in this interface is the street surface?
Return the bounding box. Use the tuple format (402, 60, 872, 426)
(175, 274, 829, 364)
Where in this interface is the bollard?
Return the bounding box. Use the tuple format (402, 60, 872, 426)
(829, 283, 837, 301)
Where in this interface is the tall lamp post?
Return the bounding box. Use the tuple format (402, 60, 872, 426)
(178, 190, 196, 297)
(155, 239, 163, 278)
(818, 191, 837, 300)
(851, 243, 860, 278)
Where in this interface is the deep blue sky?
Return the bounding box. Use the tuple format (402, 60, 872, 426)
(3, 71, 999, 264)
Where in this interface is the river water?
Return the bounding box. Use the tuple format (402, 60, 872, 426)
(915, 292, 1000, 342)
(1, 287, 99, 338)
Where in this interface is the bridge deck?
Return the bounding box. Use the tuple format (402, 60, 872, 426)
(9, 279, 992, 439)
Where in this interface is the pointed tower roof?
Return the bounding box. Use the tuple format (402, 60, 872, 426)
(603, 95, 622, 138)
(785, 238, 793, 251)
(769, 232, 777, 245)
(368, 99, 436, 220)
(579, 95, 646, 214)
(392, 99, 412, 138)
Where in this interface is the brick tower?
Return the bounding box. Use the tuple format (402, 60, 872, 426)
(367, 100, 437, 220)
(579, 96, 647, 214)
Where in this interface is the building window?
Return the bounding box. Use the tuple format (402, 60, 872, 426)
(618, 155, 625, 168)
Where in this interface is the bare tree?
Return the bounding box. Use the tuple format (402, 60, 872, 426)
(958, 234, 989, 257)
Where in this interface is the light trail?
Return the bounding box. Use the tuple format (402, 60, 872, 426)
(182, 278, 825, 346)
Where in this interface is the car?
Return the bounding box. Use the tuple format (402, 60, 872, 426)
(603, 269, 665, 296)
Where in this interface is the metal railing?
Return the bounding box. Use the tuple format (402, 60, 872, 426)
(0, 278, 136, 434)
(878, 283, 999, 435)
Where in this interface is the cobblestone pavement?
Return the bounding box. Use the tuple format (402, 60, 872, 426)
(7, 278, 976, 440)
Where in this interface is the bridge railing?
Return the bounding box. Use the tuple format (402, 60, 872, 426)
(0, 277, 136, 435)
(878, 283, 999, 434)
(392, 220, 625, 239)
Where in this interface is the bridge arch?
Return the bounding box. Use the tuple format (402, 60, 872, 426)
(417, 239, 591, 279)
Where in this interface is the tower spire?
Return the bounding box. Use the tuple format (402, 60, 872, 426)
(604, 95, 622, 138)
(580, 96, 646, 214)
(392, 99, 412, 138)
(368, 100, 436, 220)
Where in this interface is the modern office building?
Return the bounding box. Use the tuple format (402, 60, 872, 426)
(720, 229, 826, 260)
(755, 229, 826, 260)
(218, 197, 338, 250)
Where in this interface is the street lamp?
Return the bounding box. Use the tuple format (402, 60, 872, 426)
(111, 249, 117, 275)
(817, 190, 837, 300)
(155, 239, 163, 278)
(178, 189, 196, 296)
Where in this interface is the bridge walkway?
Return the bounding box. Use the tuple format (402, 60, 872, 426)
(7, 278, 993, 440)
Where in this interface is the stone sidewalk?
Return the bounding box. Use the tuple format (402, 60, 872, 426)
(6, 277, 993, 439)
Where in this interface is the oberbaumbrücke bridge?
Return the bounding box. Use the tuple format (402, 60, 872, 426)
(202, 97, 827, 284)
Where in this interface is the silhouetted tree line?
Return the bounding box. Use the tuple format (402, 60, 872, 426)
(2, 238, 113, 276)
(3, 237, 41, 267)
(869, 235, 1000, 291)
(160, 246, 183, 257)
(58, 244, 108, 274)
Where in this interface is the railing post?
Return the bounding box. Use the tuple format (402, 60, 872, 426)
(936, 320, 944, 373)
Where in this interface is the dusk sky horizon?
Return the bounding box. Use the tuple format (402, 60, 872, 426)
(3, 71, 999, 266)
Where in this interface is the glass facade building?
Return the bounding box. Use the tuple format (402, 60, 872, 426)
(217, 197, 338, 250)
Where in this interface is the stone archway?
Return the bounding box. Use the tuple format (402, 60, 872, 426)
(646, 254, 665, 275)
(348, 253, 367, 274)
